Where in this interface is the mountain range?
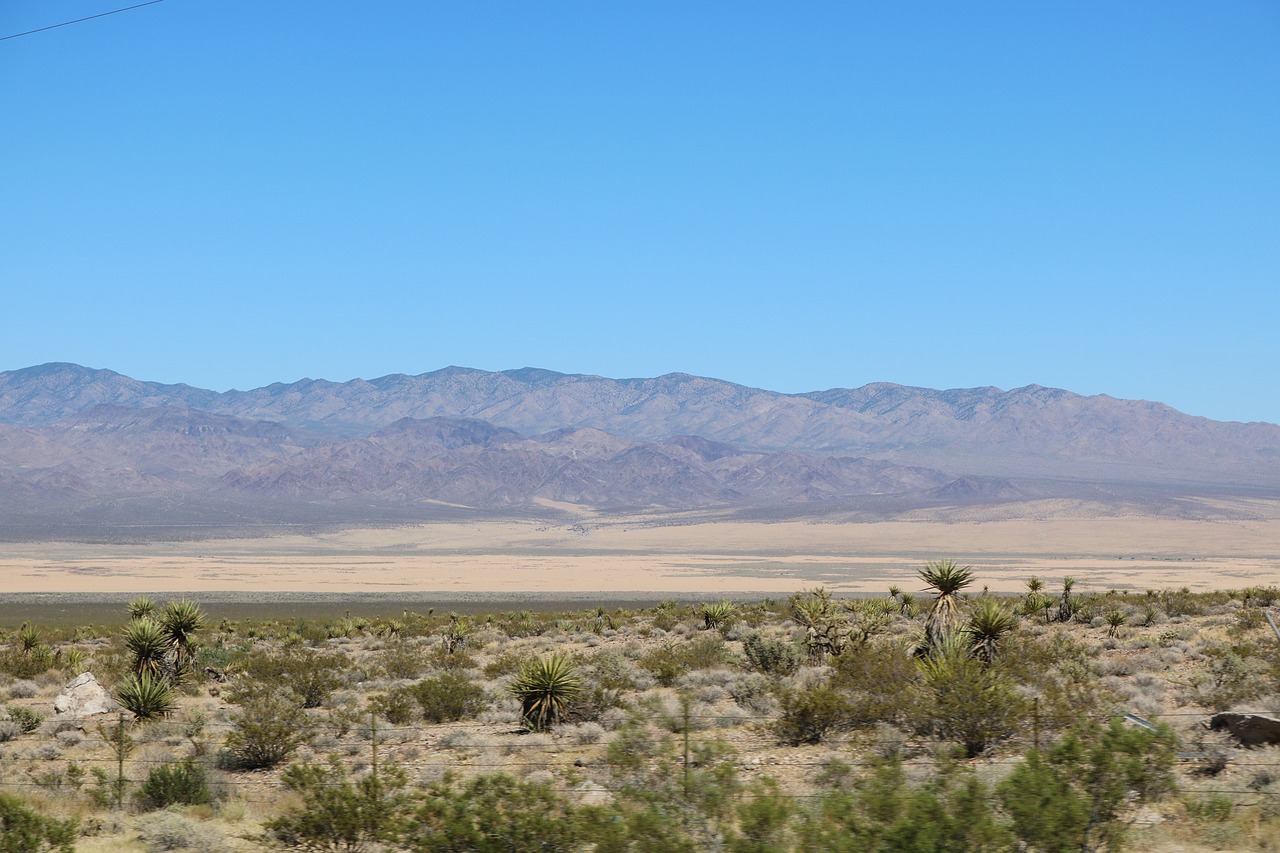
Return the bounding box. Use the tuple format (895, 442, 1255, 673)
(1, 362, 1277, 538)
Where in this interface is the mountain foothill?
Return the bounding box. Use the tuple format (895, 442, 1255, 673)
(0, 362, 1277, 536)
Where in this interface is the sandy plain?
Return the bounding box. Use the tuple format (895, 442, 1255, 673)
(2, 497, 1278, 598)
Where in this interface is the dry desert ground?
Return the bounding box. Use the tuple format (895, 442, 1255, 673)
(3, 498, 1278, 597)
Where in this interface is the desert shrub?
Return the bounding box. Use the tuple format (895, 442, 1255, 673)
(639, 637, 727, 686)
(7, 680, 38, 699)
(832, 640, 918, 727)
(585, 651, 649, 691)
(728, 674, 776, 715)
(742, 632, 802, 676)
(222, 684, 313, 770)
(403, 773, 586, 853)
(0, 721, 21, 742)
(774, 682, 850, 745)
(797, 757, 1012, 853)
(5, 706, 44, 733)
(134, 758, 214, 810)
(913, 646, 1028, 757)
(263, 760, 411, 852)
(370, 687, 418, 726)
(0, 792, 77, 851)
(412, 671, 487, 723)
(483, 650, 524, 678)
(378, 640, 426, 680)
(1199, 642, 1270, 710)
(998, 718, 1178, 853)
(134, 810, 226, 853)
(0, 647, 55, 679)
(237, 647, 349, 709)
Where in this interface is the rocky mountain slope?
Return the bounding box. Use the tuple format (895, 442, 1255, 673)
(0, 362, 1277, 534)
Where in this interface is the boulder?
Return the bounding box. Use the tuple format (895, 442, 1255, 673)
(53, 672, 117, 718)
(1208, 712, 1280, 747)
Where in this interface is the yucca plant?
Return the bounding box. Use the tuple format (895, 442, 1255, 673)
(918, 560, 975, 657)
(1105, 610, 1127, 638)
(897, 592, 918, 617)
(160, 599, 205, 670)
(127, 596, 157, 621)
(16, 623, 42, 655)
(964, 598, 1018, 664)
(1059, 577, 1077, 622)
(123, 618, 170, 678)
(699, 600, 738, 632)
(510, 653, 581, 732)
(61, 647, 87, 674)
(117, 672, 176, 721)
(790, 588, 845, 661)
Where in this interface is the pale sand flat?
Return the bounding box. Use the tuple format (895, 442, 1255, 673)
(2, 499, 1278, 595)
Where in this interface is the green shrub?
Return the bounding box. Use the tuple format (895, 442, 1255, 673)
(413, 671, 487, 723)
(639, 638, 726, 686)
(998, 719, 1178, 853)
(742, 633, 802, 676)
(6, 706, 44, 733)
(370, 688, 418, 726)
(263, 760, 411, 852)
(774, 683, 850, 745)
(134, 758, 214, 810)
(237, 648, 349, 709)
(0, 791, 77, 852)
(404, 773, 585, 853)
(223, 685, 312, 770)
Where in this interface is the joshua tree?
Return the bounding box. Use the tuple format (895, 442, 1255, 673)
(123, 619, 169, 679)
(1059, 577, 1078, 622)
(790, 588, 845, 661)
(159, 599, 205, 674)
(510, 653, 581, 732)
(964, 598, 1019, 664)
(918, 560, 975, 657)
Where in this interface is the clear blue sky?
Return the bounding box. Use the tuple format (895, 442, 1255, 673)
(2, 2, 1277, 423)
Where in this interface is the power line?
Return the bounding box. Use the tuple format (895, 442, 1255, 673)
(0, 0, 168, 43)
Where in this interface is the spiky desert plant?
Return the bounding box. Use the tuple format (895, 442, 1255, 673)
(15, 623, 42, 655)
(510, 653, 581, 732)
(117, 671, 176, 721)
(699, 600, 738, 632)
(918, 560, 975, 656)
(897, 592, 918, 617)
(123, 618, 169, 678)
(441, 615, 471, 654)
(1105, 610, 1127, 639)
(127, 596, 157, 621)
(61, 647, 87, 675)
(1025, 577, 1044, 595)
(1059, 577, 1078, 622)
(159, 599, 204, 671)
(790, 588, 845, 661)
(964, 598, 1018, 664)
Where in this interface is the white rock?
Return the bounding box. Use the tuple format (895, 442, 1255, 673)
(53, 672, 117, 717)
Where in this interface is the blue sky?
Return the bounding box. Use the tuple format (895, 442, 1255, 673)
(2, 2, 1277, 423)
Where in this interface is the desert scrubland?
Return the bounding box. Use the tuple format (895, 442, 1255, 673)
(0, 503, 1279, 851)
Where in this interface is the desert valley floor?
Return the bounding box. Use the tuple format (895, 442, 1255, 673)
(3, 497, 1278, 598)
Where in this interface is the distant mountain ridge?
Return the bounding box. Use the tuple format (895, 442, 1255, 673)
(0, 362, 1277, 535)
